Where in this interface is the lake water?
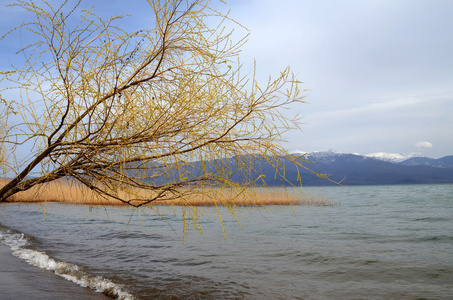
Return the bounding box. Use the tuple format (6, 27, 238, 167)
(0, 184, 452, 299)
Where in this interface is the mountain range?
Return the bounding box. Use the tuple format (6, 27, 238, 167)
(133, 151, 453, 187)
(254, 151, 453, 186)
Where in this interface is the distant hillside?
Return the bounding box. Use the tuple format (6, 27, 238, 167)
(398, 155, 453, 168)
(365, 152, 419, 163)
(135, 151, 453, 187)
(249, 152, 453, 186)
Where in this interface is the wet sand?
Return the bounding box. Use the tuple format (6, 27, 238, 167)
(0, 242, 111, 300)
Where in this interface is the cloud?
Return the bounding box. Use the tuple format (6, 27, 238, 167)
(415, 141, 433, 149)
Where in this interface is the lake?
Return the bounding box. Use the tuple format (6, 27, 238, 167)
(1, 184, 452, 299)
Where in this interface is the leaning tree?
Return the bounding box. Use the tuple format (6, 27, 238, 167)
(0, 0, 318, 209)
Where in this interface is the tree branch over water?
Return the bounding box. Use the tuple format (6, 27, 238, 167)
(0, 0, 322, 209)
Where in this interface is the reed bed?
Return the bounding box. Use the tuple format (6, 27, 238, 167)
(152, 188, 332, 207)
(0, 179, 332, 207)
(0, 179, 122, 206)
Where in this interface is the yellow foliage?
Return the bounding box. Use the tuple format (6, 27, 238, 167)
(0, 1, 327, 231)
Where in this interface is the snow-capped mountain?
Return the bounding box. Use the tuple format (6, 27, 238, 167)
(365, 152, 423, 163)
(290, 150, 453, 168)
(293, 150, 418, 164)
(398, 156, 453, 168)
(292, 150, 434, 164)
(303, 150, 347, 163)
(281, 151, 453, 185)
(292, 150, 366, 163)
(165, 150, 453, 186)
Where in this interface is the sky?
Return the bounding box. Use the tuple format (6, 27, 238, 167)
(1, 0, 452, 158)
(226, 0, 453, 158)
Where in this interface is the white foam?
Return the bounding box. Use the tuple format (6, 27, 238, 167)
(0, 228, 135, 300)
(0, 231, 28, 250)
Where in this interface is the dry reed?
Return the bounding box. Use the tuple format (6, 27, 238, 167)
(0, 179, 332, 207)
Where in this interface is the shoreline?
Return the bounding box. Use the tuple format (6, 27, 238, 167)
(0, 241, 111, 300)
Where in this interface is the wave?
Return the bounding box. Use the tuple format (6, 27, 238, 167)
(0, 227, 135, 300)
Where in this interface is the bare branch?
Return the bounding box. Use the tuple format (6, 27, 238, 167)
(0, 0, 322, 210)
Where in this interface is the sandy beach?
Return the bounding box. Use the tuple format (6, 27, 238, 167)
(0, 242, 110, 300)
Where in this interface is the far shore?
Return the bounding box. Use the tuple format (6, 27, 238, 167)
(0, 179, 331, 207)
